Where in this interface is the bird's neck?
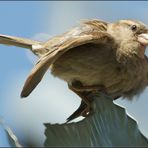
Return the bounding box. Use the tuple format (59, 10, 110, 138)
(116, 40, 146, 65)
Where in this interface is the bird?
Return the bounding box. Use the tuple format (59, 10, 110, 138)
(0, 19, 148, 122)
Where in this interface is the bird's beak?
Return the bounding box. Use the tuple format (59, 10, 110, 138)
(138, 33, 148, 46)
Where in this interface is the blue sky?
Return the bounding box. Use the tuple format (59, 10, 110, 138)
(0, 1, 148, 146)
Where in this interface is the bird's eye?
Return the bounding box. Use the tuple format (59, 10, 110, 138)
(131, 25, 137, 31)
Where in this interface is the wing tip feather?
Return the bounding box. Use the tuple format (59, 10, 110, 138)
(20, 86, 30, 98)
(20, 91, 28, 98)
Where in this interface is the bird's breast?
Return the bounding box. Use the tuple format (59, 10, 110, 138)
(107, 58, 148, 99)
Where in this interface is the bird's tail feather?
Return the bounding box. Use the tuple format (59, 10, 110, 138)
(66, 101, 86, 122)
(0, 34, 43, 56)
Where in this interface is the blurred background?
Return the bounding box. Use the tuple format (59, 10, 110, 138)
(0, 1, 148, 146)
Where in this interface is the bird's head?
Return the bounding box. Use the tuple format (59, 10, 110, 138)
(107, 20, 148, 60)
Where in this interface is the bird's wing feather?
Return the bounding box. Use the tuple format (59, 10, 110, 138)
(145, 56, 148, 85)
(21, 21, 114, 97)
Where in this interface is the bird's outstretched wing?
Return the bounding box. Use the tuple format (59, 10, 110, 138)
(21, 20, 114, 97)
(145, 56, 148, 86)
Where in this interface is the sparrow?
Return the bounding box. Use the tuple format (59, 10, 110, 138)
(0, 19, 148, 122)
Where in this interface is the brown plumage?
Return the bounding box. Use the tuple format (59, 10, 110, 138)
(1, 19, 148, 122)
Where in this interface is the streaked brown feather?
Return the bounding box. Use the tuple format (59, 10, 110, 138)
(21, 21, 113, 97)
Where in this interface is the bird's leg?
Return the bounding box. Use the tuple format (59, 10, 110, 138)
(68, 84, 93, 117)
(71, 80, 107, 94)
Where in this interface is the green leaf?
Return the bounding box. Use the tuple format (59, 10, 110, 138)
(44, 93, 148, 147)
